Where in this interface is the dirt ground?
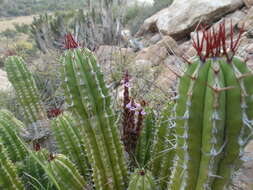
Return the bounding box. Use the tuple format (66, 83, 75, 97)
(0, 15, 36, 32)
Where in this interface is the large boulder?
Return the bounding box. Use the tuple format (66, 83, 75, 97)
(238, 7, 253, 36)
(243, 0, 253, 7)
(136, 0, 244, 40)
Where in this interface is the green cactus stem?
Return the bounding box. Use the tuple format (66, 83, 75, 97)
(51, 114, 89, 178)
(135, 109, 156, 167)
(5, 56, 54, 151)
(18, 149, 53, 190)
(168, 21, 253, 190)
(47, 154, 87, 190)
(150, 102, 175, 189)
(0, 109, 27, 162)
(127, 169, 156, 190)
(0, 143, 25, 190)
(5, 56, 47, 124)
(61, 37, 127, 190)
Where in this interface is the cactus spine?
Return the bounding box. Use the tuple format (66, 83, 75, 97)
(169, 22, 253, 190)
(61, 47, 127, 190)
(128, 169, 156, 190)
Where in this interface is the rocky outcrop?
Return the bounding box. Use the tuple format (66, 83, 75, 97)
(243, 0, 253, 7)
(238, 7, 253, 36)
(135, 36, 179, 66)
(136, 0, 244, 40)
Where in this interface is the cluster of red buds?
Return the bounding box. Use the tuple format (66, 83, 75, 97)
(192, 20, 244, 62)
(33, 141, 56, 162)
(121, 71, 146, 156)
(33, 142, 41, 151)
(47, 108, 63, 118)
(64, 33, 80, 49)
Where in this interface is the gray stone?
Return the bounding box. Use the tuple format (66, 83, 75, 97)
(243, 0, 253, 7)
(136, 0, 244, 40)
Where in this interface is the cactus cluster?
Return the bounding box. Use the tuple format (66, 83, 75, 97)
(0, 21, 252, 190)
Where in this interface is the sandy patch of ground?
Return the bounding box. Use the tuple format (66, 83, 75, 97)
(0, 15, 36, 33)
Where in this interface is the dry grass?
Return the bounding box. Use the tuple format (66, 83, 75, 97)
(0, 15, 36, 33)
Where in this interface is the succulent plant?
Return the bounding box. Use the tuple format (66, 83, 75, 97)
(127, 169, 156, 190)
(168, 21, 253, 190)
(1, 21, 252, 190)
(51, 114, 89, 178)
(0, 143, 24, 190)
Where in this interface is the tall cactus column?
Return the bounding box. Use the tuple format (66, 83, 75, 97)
(5, 56, 47, 124)
(60, 34, 128, 190)
(169, 21, 253, 190)
(5, 56, 52, 151)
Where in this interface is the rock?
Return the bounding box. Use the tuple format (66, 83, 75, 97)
(136, 0, 244, 40)
(0, 69, 11, 92)
(233, 140, 253, 190)
(238, 7, 253, 37)
(95, 45, 134, 62)
(178, 40, 197, 58)
(244, 0, 253, 7)
(149, 33, 162, 44)
(135, 36, 179, 66)
(246, 43, 253, 54)
(125, 56, 180, 109)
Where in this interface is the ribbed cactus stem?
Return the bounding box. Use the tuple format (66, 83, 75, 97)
(151, 102, 175, 189)
(135, 109, 155, 167)
(0, 143, 24, 190)
(51, 114, 89, 178)
(0, 109, 27, 162)
(212, 58, 253, 190)
(5, 56, 47, 124)
(47, 154, 87, 190)
(61, 45, 127, 190)
(5, 56, 54, 151)
(127, 169, 156, 190)
(168, 21, 253, 190)
(19, 149, 52, 189)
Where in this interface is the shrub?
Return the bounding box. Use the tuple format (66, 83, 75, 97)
(124, 0, 173, 35)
